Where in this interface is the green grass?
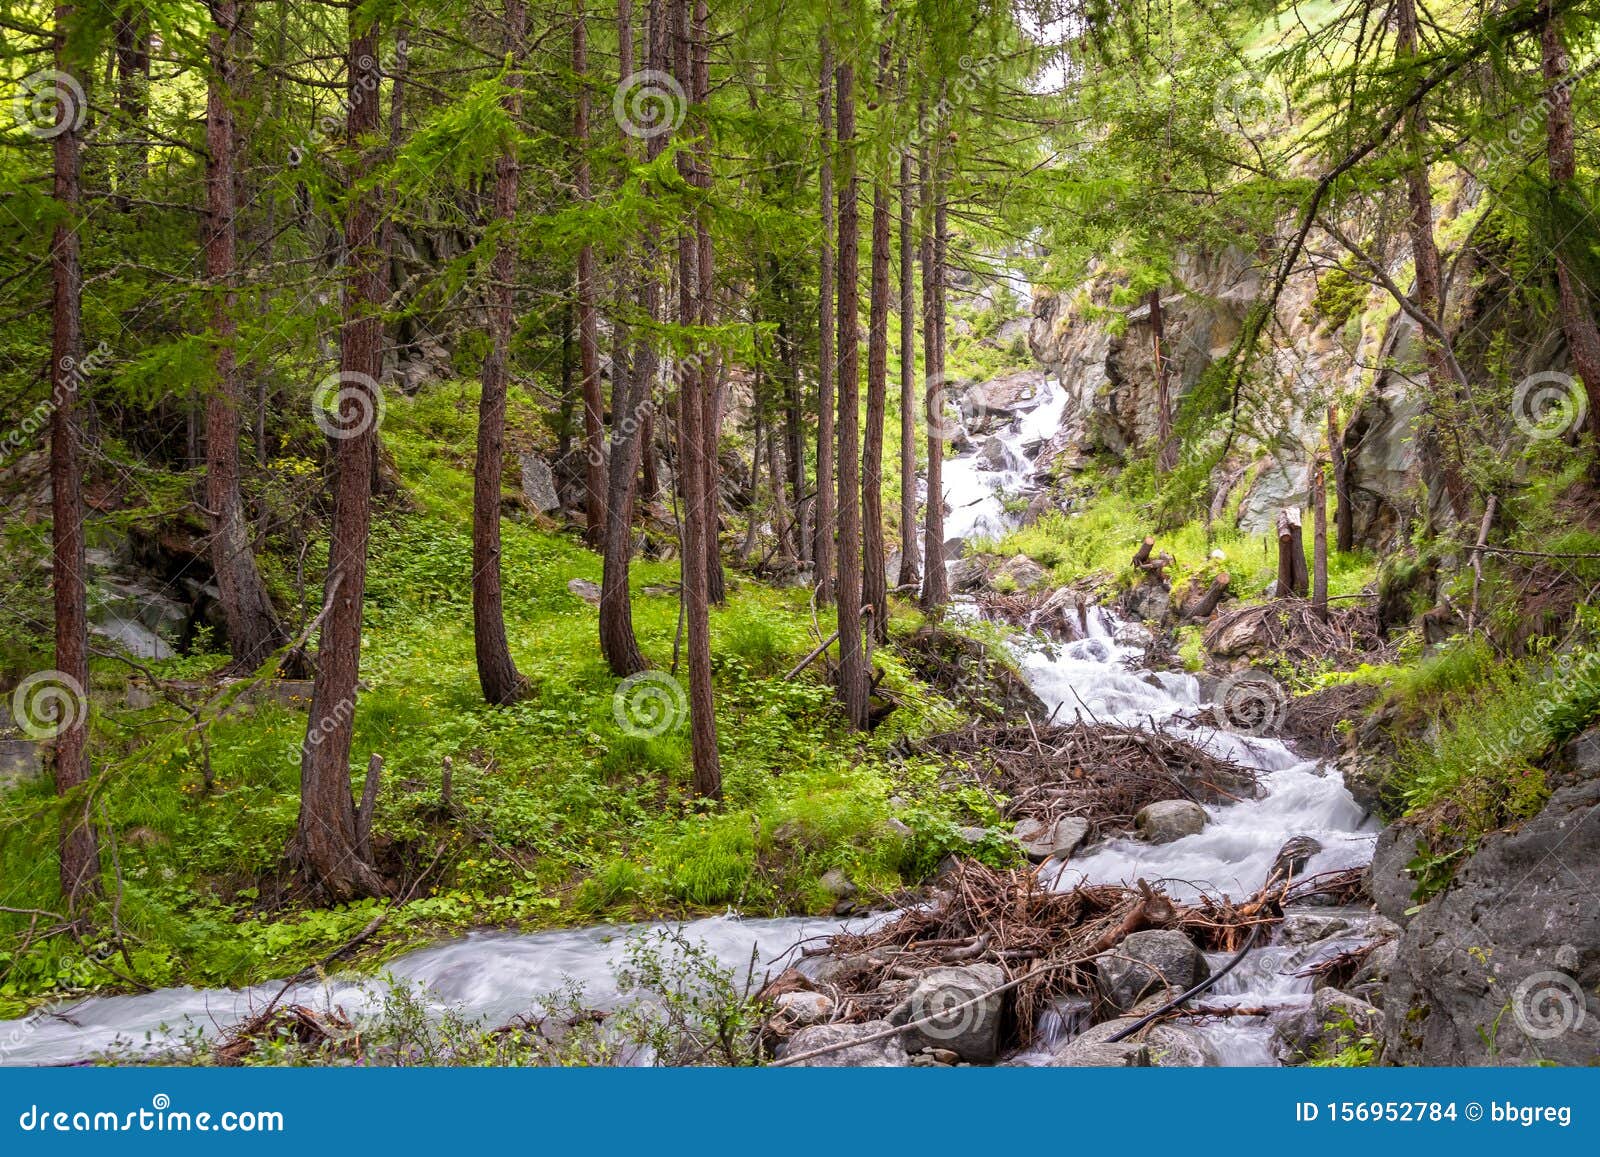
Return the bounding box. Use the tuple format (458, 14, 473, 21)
(979, 474, 1377, 603)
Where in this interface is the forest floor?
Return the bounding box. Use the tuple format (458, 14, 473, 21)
(0, 382, 1013, 1017)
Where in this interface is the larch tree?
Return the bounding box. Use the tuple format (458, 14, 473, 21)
(918, 120, 949, 612)
(861, 18, 892, 643)
(673, 0, 721, 798)
(575, 1, 607, 549)
(49, 1, 100, 914)
(835, 54, 869, 729)
(896, 146, 919, 590)
(1395, 0, 1471, 523)
(813, 28, 836, 605)
(599, 0, 650, 677)
(205, 0, 286, 672)
(1540, 0, 1600, 454)
(472, 0, 530, 705)
(294, 13, 387, 901)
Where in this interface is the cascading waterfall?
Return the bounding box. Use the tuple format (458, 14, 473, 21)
(0, 372, 1382, 1069)
(940, 373, 1380, 1065)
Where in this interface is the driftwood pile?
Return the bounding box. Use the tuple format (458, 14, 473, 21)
(1204, 598, 1391, 665)
(804, 859, 1361, 1049)
(213, 1002, 358, 1065)
(920, 721, 1260, 837)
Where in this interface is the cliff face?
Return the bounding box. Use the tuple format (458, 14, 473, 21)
(1025, 210, 1568, 551)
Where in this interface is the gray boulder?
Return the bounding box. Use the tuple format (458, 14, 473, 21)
(518, 452, 561, 512)
(819, 868, 856, 902)
(0, 739, 43, 788)
(1273, 986, 1383, 1064)
(975, 436, 1010, 471)
(1095, 929, 1210, 1013)
(1013, 815, 1090, 862)
(771, 991, 834, 1030)
(887, 962, 1006, 1061)
(1367, 822, 1422, 926)
(780, 1020, 908, 1067)
(965, 370, 1045, 432)
(566, 577, 603, 605)
(1123, 582, 1170, 625)
(1278, 910, 1356, 946)
(1060, 1017, 1218, 1066)
(1045, 1037, 1151, 1067)
(998, 554, 1048, 591)
(1135, 799, 1208, 843)
(1384, 780, 1600, 1065)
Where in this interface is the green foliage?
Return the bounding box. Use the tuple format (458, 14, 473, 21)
(1307, 1012, 1382, 1067)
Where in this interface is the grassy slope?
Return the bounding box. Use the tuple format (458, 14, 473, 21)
(0, 381, 1004, 1016)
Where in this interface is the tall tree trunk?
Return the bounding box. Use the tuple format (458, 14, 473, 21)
(113, 5, 149, 196)
(919, 123, 949, 612)
(600, 0, 649, 677)
(295, 16, 386, 901)
(206, 0, 286, 671)
(896, 149, 919, 589)
(1329, 404, 1353, 552)
(835, 59, 868, 729)
(767, 411, 795, 558)
(1396, 0, 1471, 524)
(1149, 288, 1177, 472)
(50, 3, 99, 913)
(673, 0, 720, 798)
(1312, 462, 1329, 619)
(1542, 0, 1600, 453)
(575, 2, 606, 548)
(779, 266, 809, 563)
(557, 302, 575, 457)
(813, 33, 836, 605)
(861, 31, 892, 643)
(369, 19, 409, 503)
(472, 0, 528, 705)
(694, 0, 725, 607)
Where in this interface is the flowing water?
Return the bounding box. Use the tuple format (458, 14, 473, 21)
(0, 373, 1380, 1068)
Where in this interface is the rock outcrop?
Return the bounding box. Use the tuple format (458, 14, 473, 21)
(1383, 779, 1600, 1065)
